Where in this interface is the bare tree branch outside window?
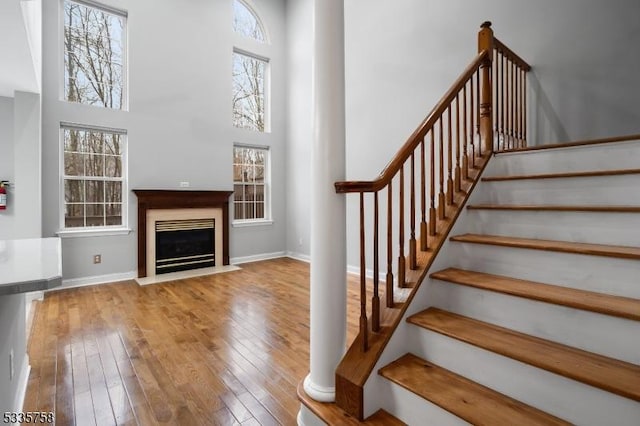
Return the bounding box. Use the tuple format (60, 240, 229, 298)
(63, 127, 125, 228)
(233, 52, 267, 132)
(233, 0, 266, 42)
(233, 146, 267, 220)
(64, 0, 125, 109)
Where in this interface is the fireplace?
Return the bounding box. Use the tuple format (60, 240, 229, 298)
(155, 218, 215, 274)
(133, 190, 233, 278)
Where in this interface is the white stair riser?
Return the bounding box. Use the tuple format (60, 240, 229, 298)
(373, 376, 469, 426)
(408, 328, 640, 426)
(428, 278, 640, 364)
(466, 210, 640, 246)
(490, 141, 640, 175)
(475, 176, 640, 206)
(450, 243, 640, 299)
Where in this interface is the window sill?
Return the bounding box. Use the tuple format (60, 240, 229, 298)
(57, 227, 132, 238)
(232, 219, 274, 228)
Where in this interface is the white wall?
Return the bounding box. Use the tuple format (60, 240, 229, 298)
(0, 97, 15, 239)
(41, 0, 288, 281)
(284, 0, 640, 265)
(344, 0, 640, 183)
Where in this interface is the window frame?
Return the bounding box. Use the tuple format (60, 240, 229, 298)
(58, 123, 130, 237)
(232, 48, 270, 133)
(232, 0, 269, 44)
(60, 0, 129, 111)
(232, 144, 271, 225)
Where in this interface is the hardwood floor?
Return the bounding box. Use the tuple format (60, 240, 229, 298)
(23, 258, 361, 426)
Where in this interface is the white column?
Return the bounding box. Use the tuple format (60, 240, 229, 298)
(13, 91, 42, 239)
(303, 0, 347, 403)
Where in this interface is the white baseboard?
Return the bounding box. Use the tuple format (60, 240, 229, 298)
(13, 360, 30, 415)
(230, 251, 287, 265)
(346, 264, 364, 277)
(50, 254, 386, 291)
(346, 264, 387, 282)
(55, 271, 137, 291)
(287, 252, 385, 282)
(53, 252, 289, 290)
(286, 251, 310, 263)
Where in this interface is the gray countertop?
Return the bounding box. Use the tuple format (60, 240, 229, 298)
(0, 238, 62, 295)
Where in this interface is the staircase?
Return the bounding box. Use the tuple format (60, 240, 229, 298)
(377, 140, 640, 425)
(298, 22, 640, 426)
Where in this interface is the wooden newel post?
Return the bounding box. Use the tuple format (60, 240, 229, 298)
(478, 21, 494, 154)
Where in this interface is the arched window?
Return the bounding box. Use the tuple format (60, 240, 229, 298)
(231, 0, 271, 223)
(233, 0, 266, 43)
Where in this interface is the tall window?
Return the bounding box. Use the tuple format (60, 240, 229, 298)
(233, 146, 269, 221)
(233, 51, 267, 132)
(233, 0, 266, 42)
(63, 0, 127, 109)
(62, 125, 126, 229)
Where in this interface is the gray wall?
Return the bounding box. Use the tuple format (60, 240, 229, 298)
(41, 0, 288, 281)
(0, 97, 15, 239)
(0, 92, 42, 241)
(285, 0, 312, 259)
(36, 0, 640, 277)
(13, 91, 42, 239)
(284, 0, 640, 266)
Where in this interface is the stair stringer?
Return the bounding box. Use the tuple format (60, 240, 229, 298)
(358, 155, 504, 422)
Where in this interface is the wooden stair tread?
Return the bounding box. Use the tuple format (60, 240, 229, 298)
(450, 233, 640, 260)
(430, 268, 640, 321)
(334, 154, 495, 420)
(297, 382, 406, 425)
(467, 204, 640, 213)
(407, 308, 640, 402)
(482, 167, 640, 182)
(379, 354, 570, 426)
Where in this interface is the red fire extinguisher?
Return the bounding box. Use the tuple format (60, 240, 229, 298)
(0, 181, 7, 211)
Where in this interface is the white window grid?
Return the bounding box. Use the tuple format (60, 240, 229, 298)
(233, 145, 270, 222)
(60, 124, 128, 230)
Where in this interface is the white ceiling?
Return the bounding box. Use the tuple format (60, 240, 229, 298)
(0, 0, 39, 98)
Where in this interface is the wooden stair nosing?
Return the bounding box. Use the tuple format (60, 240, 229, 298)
(467, 204, 640, 213)
(482, 167, 640, 182)
(408, 308, 640, 402)
(495, 133, 640, 154)
(450, 233, 640, 260)
(430, 268, 640, 321)
(334, 153, 494, 416)
(379, 354, 570, 426)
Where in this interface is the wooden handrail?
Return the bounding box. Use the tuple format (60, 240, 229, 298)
(335, 50, 489, 194)
(494, 38, 531, 71)
(331, 22, 532, 419)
